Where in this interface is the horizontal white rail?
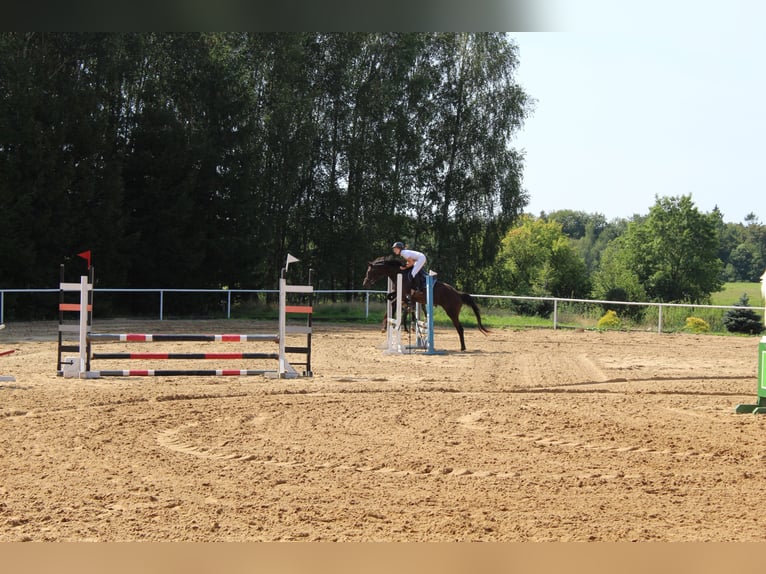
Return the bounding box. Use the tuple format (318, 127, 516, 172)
(1, 287, 763, 331)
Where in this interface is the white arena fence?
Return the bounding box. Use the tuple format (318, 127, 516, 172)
(0, 287, 764, 333)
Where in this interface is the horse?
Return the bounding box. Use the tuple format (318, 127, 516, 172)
(363, 257, 489, 351)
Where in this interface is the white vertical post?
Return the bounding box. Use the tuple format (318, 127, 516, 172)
(78, 275, 89, 377)
(278, 273, 287, 376)
(384, 275, 403, 354)
(267, 266, 306, 379)
(394, 274, 402, 331)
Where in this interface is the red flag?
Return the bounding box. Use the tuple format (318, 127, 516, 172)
(77, 250, 92, 269)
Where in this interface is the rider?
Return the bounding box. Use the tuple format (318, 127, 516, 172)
(392, 241, 426, 298)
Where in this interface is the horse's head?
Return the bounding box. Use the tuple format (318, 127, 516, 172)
(362, 257, 397, 288)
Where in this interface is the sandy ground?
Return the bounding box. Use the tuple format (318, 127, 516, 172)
(1, 318, 765, 542)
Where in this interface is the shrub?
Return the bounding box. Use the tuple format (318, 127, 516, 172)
(511, 298, 554, 319)
(599, 287, 646, 322)
(683, 317, 710, 334)
(597, 309, 621, 330)
(723, 294, 765, 335)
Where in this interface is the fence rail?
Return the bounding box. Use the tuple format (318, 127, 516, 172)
(1, 287, 764, 332)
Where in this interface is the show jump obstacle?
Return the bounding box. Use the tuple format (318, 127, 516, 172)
(57, 260, 313, 379)
(734, 270, 766, 413)
(383, 271, 443, 355)
(735, 336, 766, 414)
(0, 324, 15, 382)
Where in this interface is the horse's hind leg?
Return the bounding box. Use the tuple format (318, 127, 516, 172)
(448, 314, 466, 351)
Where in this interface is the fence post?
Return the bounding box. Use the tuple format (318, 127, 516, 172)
(160, 290, 164, 321)
(553, 299, 558, 330)
(657, 303, 663, 333)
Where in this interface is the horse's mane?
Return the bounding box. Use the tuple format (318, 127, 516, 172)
(370, 256, 400, 267)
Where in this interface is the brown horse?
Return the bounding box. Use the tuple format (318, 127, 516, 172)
(362, 257, 489, 351)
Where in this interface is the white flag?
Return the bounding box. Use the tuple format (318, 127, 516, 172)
(285, 253, 300, 272)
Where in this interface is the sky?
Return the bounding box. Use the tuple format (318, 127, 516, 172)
(510, 1, 765, 224)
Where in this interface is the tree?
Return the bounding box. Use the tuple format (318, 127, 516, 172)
(621, 195, 724, 303)
(406, 33, 531, 290)
(590, 235, 647, 320)
(728, 244, 760, 282)
(723, 294, 764, 335)
(545, 210, 629, 274)
(496, 216, 590, 299)
(0, 32, 532, 311)
(546, 210, 603, 240)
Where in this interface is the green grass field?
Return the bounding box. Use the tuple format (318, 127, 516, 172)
(711, 282, 764, 306)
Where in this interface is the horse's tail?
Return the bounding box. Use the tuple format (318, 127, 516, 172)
(460, 292, 490, 335)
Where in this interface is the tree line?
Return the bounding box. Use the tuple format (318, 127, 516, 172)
(2, 33, 762, 320)
(0, 32, 530, 302)
(497, 197, 765, 311)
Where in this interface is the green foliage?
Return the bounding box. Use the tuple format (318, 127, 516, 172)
(597, 195, 724, 304)
(4, 31, 766, 318)
(590, 236, 647, 320)
(496, 216, 590, 303)
(597, 309, 621, 330)
(0, 32, 531, 305)
(545, 210, 600, 239)
(683, 317, 710, 334)
(723, 294, 765, 335)
(711, 283, 764, 306)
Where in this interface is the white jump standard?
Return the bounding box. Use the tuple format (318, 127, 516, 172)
(383, 274, 405, 354)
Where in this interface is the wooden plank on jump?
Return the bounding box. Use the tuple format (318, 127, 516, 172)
(283, 346, 309, 354)
(91, 369, 271, 377)
(285, 325, 312, 335)
(58, 324, 83, 333)
(88, 333, 279, 342)
(59, 282, 92, 291)
(284, 285, 313, 293)
(284, 305, 313, 314)
(92, 352, 279, 360)
(59, 303, 93, 312)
